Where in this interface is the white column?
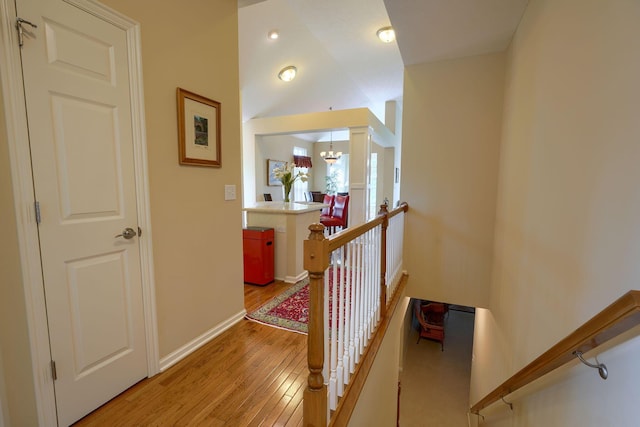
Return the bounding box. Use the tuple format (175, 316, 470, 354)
(348, 126, 371, 225)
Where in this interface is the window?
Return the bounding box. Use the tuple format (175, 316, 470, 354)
(326, 154, 349, 194)
(293, 146, 309, 202)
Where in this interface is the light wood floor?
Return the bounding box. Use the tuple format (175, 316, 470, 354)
(74, 281, 306, 427)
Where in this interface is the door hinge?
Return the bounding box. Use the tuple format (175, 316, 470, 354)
(16, 17, 38, 48)
(50, 360, 57, 381)
(34, 201, 41, 224)
(138, 226, 142, 237)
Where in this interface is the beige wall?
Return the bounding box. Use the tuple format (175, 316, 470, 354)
(0, 80, 38, 427)
(255, 134, 313, 201)
(391, 101, 403, 208)
(100, 0, 244, 358)
(470, 0, 640, 424)
(349, 294, 409, 426)
(401, 52, 506, 308)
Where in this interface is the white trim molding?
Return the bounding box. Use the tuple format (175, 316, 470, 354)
(285, 271, 308, 284)
(159, 310, 248, 372)
(0, 0, 159, 424)
(1, 0, 57, 424)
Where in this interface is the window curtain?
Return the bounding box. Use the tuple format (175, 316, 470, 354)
(293, 155, 312, 168)
(292, 148, 310, 202)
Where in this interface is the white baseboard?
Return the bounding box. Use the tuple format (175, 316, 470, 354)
(159, 309, 247, 372)
(285, 270, 308, 284)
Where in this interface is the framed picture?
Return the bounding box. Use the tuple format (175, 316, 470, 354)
(267, 159, 286, 186)
(177, 88, 221, 167)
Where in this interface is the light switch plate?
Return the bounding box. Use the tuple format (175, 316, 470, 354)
(224, 185, 236, 201)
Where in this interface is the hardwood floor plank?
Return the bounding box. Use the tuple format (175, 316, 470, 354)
(182, 329, 302, 424)
(259, 367, 307, 427)
(73, 281, 309, 427)
(226, 342, 306, 426)
(244, 370, 300, 427)
(166, 326, 292, 425)
(235, 361, 308, 425)
(274, 375, 305, 426)
(125, 326, 275, 425)
(286, 400, 304, 427)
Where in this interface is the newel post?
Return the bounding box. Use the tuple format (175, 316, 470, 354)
(378, 204, 389, 316)
(303, 223, 329, 426)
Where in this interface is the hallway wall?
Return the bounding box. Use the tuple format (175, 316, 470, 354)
(470, 0, 640, 424)
(0, 1, 244, 421)
(101, 0, 245, 359)
(255, 134, 314, 201)
(401, 52, 506, 308)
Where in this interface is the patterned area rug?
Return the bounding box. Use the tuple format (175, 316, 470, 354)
(245, 278, 310, 334)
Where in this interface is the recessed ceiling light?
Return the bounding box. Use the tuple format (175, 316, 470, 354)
(376, 26, 395, 43)
(278, 65, 297, 82)
(268, 30, 279, 40)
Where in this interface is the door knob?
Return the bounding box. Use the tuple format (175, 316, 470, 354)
(115, 227, 137, 239)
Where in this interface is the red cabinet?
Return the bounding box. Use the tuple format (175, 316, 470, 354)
(242, 227, 274, 285)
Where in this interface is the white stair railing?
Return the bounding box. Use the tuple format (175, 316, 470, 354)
(303, 202, 409, 426)
(386, 208, 405, 300)
(326, 225, 382, 410)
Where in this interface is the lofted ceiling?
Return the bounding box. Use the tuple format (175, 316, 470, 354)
(238, 0, 528, 125)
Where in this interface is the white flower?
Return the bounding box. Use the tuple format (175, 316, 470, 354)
(272, 162, 309, 187)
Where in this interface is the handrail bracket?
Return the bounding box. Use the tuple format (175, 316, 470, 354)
(574, 350, 608, 380)
(501, 395, 513, 411)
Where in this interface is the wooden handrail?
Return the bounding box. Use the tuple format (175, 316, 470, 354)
(326, 202, 408, 252)
(470, 290, 640, 414)
(387, 201, 409, 219)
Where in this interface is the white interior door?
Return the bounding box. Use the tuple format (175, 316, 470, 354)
(17, 0, 148, 424)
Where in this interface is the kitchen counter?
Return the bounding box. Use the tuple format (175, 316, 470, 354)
(243, 201, 328, 283)
(243, 201, 327, 214)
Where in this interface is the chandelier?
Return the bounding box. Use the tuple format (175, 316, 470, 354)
(320, 131, 342, 165)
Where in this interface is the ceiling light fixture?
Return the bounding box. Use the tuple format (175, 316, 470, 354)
(267, 30, 279, 40)
(278, 65, 297, 82)
(320, 129, 342, 165)
(376, 26, 395, 43)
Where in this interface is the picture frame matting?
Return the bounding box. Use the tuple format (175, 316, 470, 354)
(177, 87, 221, 167)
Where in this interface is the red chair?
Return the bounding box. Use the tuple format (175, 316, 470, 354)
(319, 194, 334, 220)
(414, 300, 445, 351)
(320, 195, 349, 234)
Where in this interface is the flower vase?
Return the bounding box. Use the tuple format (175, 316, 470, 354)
(283, 183, 292, 203)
